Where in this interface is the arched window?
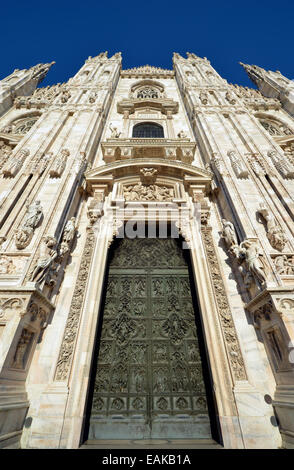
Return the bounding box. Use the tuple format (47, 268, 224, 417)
(132, 122, 164, 138)
(137, 87, 159, 99)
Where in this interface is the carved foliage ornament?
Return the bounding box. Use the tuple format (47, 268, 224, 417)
(201, 226, 247, 380)
(55, 228, 95, 381)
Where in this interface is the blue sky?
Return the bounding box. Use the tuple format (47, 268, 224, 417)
(1, 0, 293, 88)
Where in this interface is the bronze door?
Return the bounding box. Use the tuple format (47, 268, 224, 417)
(88, 238, 212, 440)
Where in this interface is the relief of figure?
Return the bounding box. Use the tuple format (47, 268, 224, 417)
(257, 203, 287, 251)
(123, 183, 174, 202)
(239, 239, 267, 286)
(221, 219, 238, 248)
(12, 329, 34, 369)
(199, 90, 208, 105)
(2, 148, 30, 177)
(30, 235, 58, 284)
(274, 255, 294, 275)
(0, 256, 16, 274)
(109, 123, 121, 138)
(49, 148, 69, 178)
(15, 200, 43, 249)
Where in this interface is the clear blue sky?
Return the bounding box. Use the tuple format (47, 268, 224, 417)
(1, 0, 293, 88)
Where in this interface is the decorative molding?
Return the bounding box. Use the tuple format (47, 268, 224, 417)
(201, 226, 247, 380)
(54, 228, 96, 381)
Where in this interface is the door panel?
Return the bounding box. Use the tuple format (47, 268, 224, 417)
(88, 238, 212, 439)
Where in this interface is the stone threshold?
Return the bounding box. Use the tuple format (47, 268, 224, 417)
(81, 438, 222, 449)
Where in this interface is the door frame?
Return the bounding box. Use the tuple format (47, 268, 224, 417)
(55, 160, 247, 448)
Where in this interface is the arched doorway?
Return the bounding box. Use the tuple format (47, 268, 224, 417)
(83, 235, 219, 442)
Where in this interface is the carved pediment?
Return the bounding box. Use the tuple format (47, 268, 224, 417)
(85, 159, 212, 195)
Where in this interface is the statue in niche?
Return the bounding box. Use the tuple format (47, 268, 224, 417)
(221, 219, 238, 248)
(62, 217, 77, 244)
(49, 148, 69, 178)
(109, 123, 121, 138)
(2, 148, 30, 177)
(15, 200, 43, 249)
(227, 150, 248, 178)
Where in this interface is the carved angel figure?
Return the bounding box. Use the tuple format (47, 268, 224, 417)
(239, 239, 267, 286)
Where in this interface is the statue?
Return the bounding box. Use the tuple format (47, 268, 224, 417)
(268, 149, 294, 178)
(257, 203, 287, 251)
(62, 217, 77, 244)
(239, 239, 267, 286)
(2, 148, 30, 177)
(89, 91, 97, 103)
(221, 219, 238, 248)
(15, 200, 43, 249)
(109, 123, 121, 138)
(61, 88, 71, 103)
(199, 90, 208, 105)
(225, 90, 236, 104)
(30, 236, 58, 284)
(49, 148, 69, 178)
(177, 130, 187, 138)
(227, 150, 248, 178)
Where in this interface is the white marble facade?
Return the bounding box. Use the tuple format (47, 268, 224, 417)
(0, 52, 293, 449)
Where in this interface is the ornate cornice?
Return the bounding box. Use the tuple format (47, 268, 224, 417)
(121, 65, 174, 79)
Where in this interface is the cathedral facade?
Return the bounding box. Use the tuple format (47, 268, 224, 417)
(0, 52, 294, 449)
